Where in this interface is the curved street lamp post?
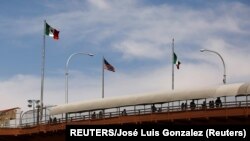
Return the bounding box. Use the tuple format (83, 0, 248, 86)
(65, 52, 94, 104)
(200, 49, 226, 84)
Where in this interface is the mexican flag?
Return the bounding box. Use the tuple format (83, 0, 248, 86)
(173, 52, 181, 69)
(45, 22, 59, 40)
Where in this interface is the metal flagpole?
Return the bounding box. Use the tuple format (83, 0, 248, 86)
(40, 20, 46, 122)
(102, 57, 104, 98)
(172, 38, 174, 90)
(102, 57, 105, 116)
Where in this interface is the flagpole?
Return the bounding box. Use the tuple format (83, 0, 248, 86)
(172, 38, 174, 90)
(102, 57, 104, 98)
(40, 20, 46, 121)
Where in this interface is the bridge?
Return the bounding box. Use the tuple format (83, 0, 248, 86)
(0, 82, 250, 140)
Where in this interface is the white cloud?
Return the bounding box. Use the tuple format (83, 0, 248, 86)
(106, 2, 249, 59)
(0, 1, 250, 112)
(0, 75, 40, 111)
(114, 40, 166, 60)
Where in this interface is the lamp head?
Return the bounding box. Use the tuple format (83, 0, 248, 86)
(36, 100, 40, 104)
(200, 49, 205, 52)
(88, 53, 95, 56)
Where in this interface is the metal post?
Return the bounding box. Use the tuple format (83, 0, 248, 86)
(102, 57, 104, 98)
(33, 103, 35, 124)
(40, 20, 46, 123)
(172, 38, 174, 90)
(19, 111, 23, 127)
(37, 106, 39, 125)
(65, 52, 94, 122)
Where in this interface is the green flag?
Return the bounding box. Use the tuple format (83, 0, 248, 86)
(45, 22, 59, 40)
(173, 52, 181, 69)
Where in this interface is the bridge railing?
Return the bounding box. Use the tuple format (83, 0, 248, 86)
(1, 95, 250, 128)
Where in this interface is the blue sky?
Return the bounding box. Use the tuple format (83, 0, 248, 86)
(0, 0, 250, 111)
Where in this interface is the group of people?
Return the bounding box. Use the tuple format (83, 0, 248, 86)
(181, 100, 196, 110)
(208, 97, 222, 108)
(180, 97, 222, 110)
(89, 97, 223, 119)
(91, 111, 104, 119)
(49, 117, 58, 124)
(151, 104, 162, 113)
(181, 103, 188, 110)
